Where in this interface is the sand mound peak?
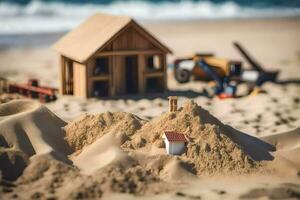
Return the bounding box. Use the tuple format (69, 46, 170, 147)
(73, 131, 136, 174)
(65, 112, 146, 152)
(0, 100, 72, 156)
(66, 100, 268, 175)
(129, 100, 225, 144)
(180, 100, 223, 125)
(0, 100, 39, 117)
(123, 100, 261, 175)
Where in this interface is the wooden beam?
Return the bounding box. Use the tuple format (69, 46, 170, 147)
(86, 59, 94, 97)
(163, 54, 167, 91)
(73, 62, 88, 98)
(96, 50, 162, 56)
(110, 56, 116, 97)
(90, 75, 110, 81)
(85, 62, 88, 98)
(108, 56, 114, 97)
(144, 71, 164, 78)
(59, 56, 66, 95)
(138, 54, 146, 94)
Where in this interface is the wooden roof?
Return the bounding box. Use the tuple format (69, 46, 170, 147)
(52, 13, 172, 63)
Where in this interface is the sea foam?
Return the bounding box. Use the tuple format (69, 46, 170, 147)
(0, 1, 300, 34)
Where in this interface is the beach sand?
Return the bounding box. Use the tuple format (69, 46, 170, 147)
(0, 18, 300, 199)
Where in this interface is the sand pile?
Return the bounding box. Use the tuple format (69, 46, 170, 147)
(0, 100, 78, 198)
(159, 157, 197, 181)
(66, 100, 262, 175)
(0, 100, 170, 198)
(89, 165, 169, 196)
(72, 131, 136, 174)
(0, 148, 29, 182)
(64, 112, 146, 152)
(0, 100, 72, 157)
(261, 128, 300, 175)
(2, 153, 80, 199)
(2, 153, 168, 199)
(0, 93, 24, 104)
(0, 100, 283, 199)
(121, 101, 259, 175)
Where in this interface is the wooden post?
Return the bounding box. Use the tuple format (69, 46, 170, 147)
(168, 96, 178, 112)
(108, 56, 113, 97)
(111, 56, 116, 97)
(59, 56, 66, 95)
(138, 54, 146, 94)
(73, 62, 87, 98)
(163, 54, 167, 92)
(86, 59, 92, 97)
(65, 60, 70, 94)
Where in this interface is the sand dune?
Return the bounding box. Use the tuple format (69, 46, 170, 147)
(0, 99, 299, 199)
(72, 131, 136, 174)
(0, 148, 29, 181)
(0, 100, 72, 157)
(160, 157, 197, 182)
(224, 125, 276, 161)
(64, 112, 146, 152)
(262, 128, 300, 172)
(262, 127, 300, 151)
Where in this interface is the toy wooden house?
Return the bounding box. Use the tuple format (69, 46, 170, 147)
(52, 13, 172, 98)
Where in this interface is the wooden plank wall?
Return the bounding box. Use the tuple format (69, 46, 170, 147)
(138, 54, 146, 94)
(162, 53, 167, 91)
(111, 56, 117, 96)
(73, 62, 87, 98)
(108, 26, 154, 96)
(86, 59, 95, 97)
(87, 23, 168, 97)
(113, 56, 125, 95)
(108, 56, 115, 96)
(108, 26, 156, 51)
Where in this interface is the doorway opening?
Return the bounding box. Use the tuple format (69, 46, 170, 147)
(65, 60, 73, 95)
(125, 55, 138, 94)
(93, 80, 109, 97)
(146, 77, 164, 93)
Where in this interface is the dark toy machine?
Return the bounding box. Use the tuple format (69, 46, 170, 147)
(173, 42, 279, 98)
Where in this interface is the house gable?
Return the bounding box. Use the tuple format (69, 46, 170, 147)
(94, 20, 172, 56)
(101, 24, 156, 51)
(52, 13, 172, 63)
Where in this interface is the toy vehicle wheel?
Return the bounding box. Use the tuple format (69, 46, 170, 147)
(175, 69, 191, 83)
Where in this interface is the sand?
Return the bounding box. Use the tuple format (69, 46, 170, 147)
(0, 93, 24, 104)
(65, 100, 262, 176)
(0, 99, 299, 199)
(64, 112, 146, 152)
(0, 18, 300, 199)
(0, 100, 72, 158)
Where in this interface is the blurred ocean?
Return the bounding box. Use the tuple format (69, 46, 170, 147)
(0, 0, 300, 35)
